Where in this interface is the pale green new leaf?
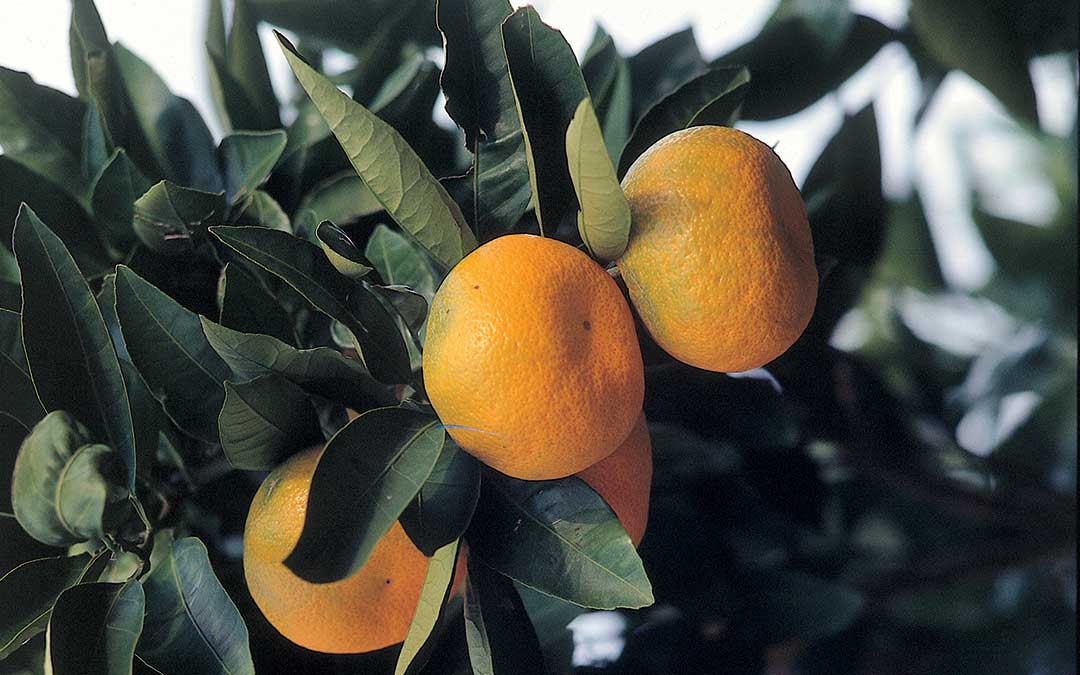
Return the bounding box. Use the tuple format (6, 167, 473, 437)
(394, 539, 461, 675)
(566, 97, 631, 261)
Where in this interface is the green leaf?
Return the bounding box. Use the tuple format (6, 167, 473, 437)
(81, 104, 110, 180)
(714, 14, 894, 121)
(566, 97, 631, 261)
(0, 246, 16, 284)
(114, 266, 233, 443)
(581, 26, 631, 165)
(617, 66, 750, 177)
(627, 28, 705, 120)
(437, 0, 532, 240)
(276, 32, 476, 271)
(0, 553, 99, 659)
(218, 130, 288, 207)
(394, 539, 461, 675)
(400, 440, 480, 556)
(0, 307, 24, 372)
(137, 537, 254, 675)
(0, 351, 45, 430)
(0, 68, 89, 206)
(0, 67, 84, 163)
(284, 407, 443, 583)
(364, 224, 439, 300)
(233, 190, 291, 231)
(294, 172, 383, 233)
(502, 7, 590, 233)
(464, 556, 546, 675)
(96, 274, 128, 362)
(210, 226, 410, 383)
(201, 317, 390, 408)
(132, 181, 225, 255)
(249, 0, 440, 49)
(91, 149, 154, 253)
(113, 43, 223, 192)
(207, 50, 265, 135)
(468, 472, 653, 610)
(219, 375, 321, 470)
(11, 412, 129, 546)
(218, 263, 297, 346)
(316, 221, 374, 279)
(46, 580, 145, 675)
(225, 0, 281, 131)
(13, 206, 136, 487)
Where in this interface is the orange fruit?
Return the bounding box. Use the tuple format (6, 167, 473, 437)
(244, 446, 459, 654)
(618, 126, 817, 373)
(578, 413, 652, 546)
(423, 234, 645, 480)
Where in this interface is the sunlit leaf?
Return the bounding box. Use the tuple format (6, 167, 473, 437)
(394, 539, 461, 675)
(566, 97, 631, 261)
(218, 130, 287, 206)
(316, 221, 374, 279)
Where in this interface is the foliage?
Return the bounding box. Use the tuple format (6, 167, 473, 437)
(0, 0, 1075, 673)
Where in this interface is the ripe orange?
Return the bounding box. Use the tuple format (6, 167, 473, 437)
(618, 126, 818, 373)
(244, 446, 456, 654)
(577, 413, 652, 546)
(423, 234, 645, 480)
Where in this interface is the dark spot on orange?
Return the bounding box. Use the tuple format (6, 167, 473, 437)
(473, 285, 480, 289)
(583, 320, 591, 331)
(385, 579, 391, 585)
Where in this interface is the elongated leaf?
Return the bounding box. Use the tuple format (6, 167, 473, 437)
(114, 266, 232, 443)
(618, 66, 750, 177)
(469, 472, 653, 609)
(249, 0, 440, 48)
(207, 50, 265, 134)
(0, 351, 44, 430)
(56, 443, 131, 542)
(394, 539, 461, 675)
(285, 407, 444, 582)
(81, 104, 110, 179)
(464, 557, 545, 675)
(276, 33, 476, 271)
(0, 553, 98, 659)
(437, 0, 531, 240)
(219, 375, 321, 470)
(113, 43, 223, 193)
(225, 0, 281, 130)
(627, 28, 705, 120)
(210, 226, 410, 383)
(132, 182, 224, 255)
(218, 263, 297, 345)
(0, 67, 84, 161)
(0, 307, 24, 370)
(316, 221, 374, 279)
(0, 68, 89, 206)
(502, 7, 589, 232)
(201, 318, 389, 408)
(13, 206, 136, 486)
(91, 149, 153, 253)
(0, 246, 16, 283)
(581, 25, 631, 164)
(137, 537, 254, 675)
(233, 190, 290, 231)
(400, 440, 481, 556)
(46, 581, 145, 675)
(566, 97, 630, 261)
(294, 172, 382, 233)
(364, 224, 439, 300)
(218, 130, 287, 206)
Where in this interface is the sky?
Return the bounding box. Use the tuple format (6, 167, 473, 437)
(2, 0, 1076, 292)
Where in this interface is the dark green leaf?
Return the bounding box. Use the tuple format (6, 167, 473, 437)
(729, 569, 864, 644)
(438, 0, 532, 240)
(218, 263, 297, 346)
(0, 412, 29, 512)
(0, 247, 16, 284)
(393, 539, 461, 675)
(566, 97, 631, 261)
(114, 266, 232, 443)
(91, 149, 154, 253)
(201, 317, 389, 408)
(0, 68, 89, 206)
(0, 553, 99, 659)
(627, 28, 706, 120)
(218, 130, 287, 206)
(294, 172, 382, 233)
(249, 0, 440, 49)
(0, 307, 24, 371)
(714, 14, 895, 120)
(400, 440, 481, 556)
(113, 43, 223, 192)
(464, 556, 546, 675)
(13, 206, 136, 486)
(81, 104, 110, 180)
(55, 443, 132, 542)
(284, 407, 444, 583)
(233, 190, 291, 231)
(46, 580, 145, 675)
(207, 51, 266, 135)
(468, 472, 653, 610)
(581, 26, 631, 164)
(225, 0, 281, 130)
(316, 221, 374, 279)
(210, 226, 410, 383)
(96, 274, 128, 362)
(618, 66, 750, 177)
(132, 181, 225, 255)
(0, 350, 44, 430)
(276, 33, 477, 271)
(364, 224, 439, 300)
(219, 375, 321, 470)
(137, 537, 254, 675)
(501, 7, 590, 232)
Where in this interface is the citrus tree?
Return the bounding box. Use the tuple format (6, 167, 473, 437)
(1, 0, 1076, 673)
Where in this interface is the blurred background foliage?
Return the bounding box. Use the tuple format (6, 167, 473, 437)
(1, 0, 1076, 673)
